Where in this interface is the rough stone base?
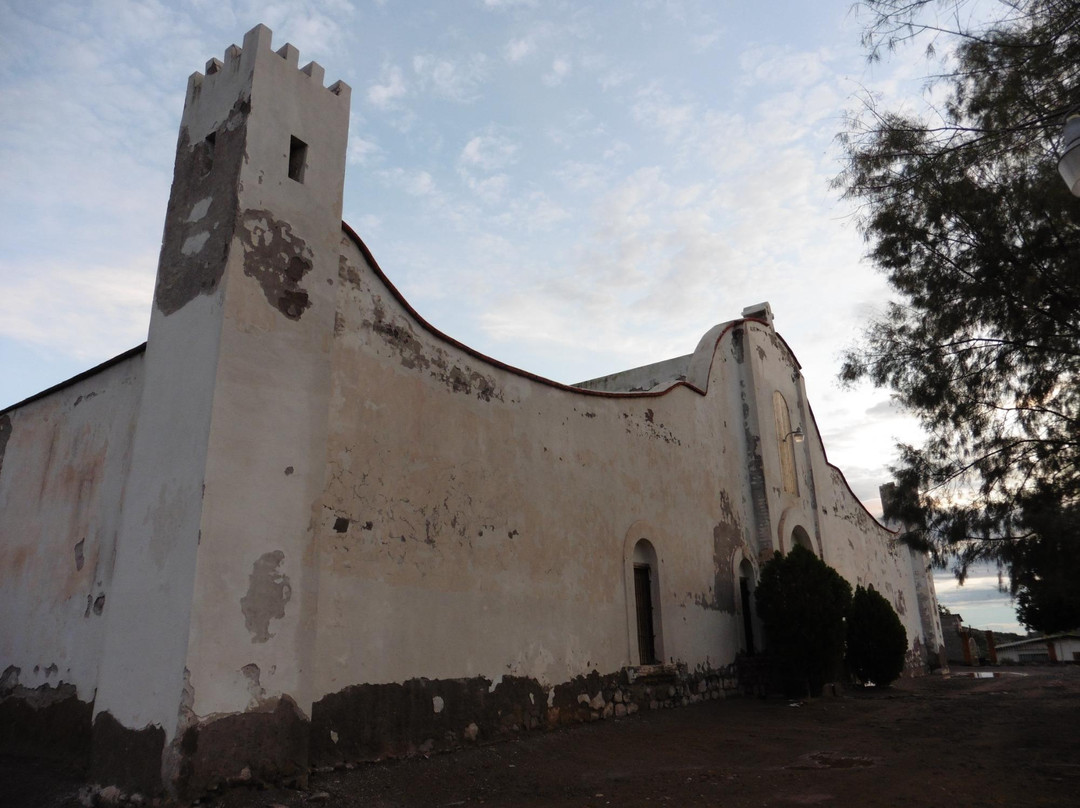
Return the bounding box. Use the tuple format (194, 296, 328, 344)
(175, 695, 309, 800)
(89, 711, 166, 797)
(1, 664, 742, 801)
(309, 664, 739, 771)
(0, 682, 93, 765)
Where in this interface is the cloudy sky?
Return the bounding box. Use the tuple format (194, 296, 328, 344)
(0, 0, 1018, 631)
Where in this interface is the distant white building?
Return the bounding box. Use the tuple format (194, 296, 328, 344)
(995, 634, 1080, 664)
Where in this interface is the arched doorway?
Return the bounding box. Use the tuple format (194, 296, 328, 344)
(632, 539, 662, 665)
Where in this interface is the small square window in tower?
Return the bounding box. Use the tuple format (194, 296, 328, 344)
(288, 136, 308, 182)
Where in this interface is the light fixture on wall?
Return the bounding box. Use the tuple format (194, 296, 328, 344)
(1059, 114, 1080, 196)
(785, 427, 805, 444)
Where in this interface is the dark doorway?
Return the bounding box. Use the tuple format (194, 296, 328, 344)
(634, 564, 658, 664)
(740, 576, 756, 655)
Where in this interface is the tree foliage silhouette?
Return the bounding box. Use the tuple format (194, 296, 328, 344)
(755, 545, 852, 695)
(846, 585, 908, 687)
(837, 1, 1080, 629)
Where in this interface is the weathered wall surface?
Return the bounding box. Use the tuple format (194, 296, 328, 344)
(723, 318, 937, 668)
(74, 27, 353, 797)
(297, 237, 780, 761)
(178, 24, 350, 734)
(0, 350, 144, 758)
(314, 234, 753, 701)
(817, 468, 929, 664)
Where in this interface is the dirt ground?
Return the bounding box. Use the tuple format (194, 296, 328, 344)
(4, 665, 1079, 808)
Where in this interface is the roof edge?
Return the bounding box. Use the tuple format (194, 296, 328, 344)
(343, 220, 893, 532)
(342, 220, 737, 400)
(1, 343, 148, 416)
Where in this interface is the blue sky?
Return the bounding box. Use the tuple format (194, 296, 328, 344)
(0, 0, 1018, 631)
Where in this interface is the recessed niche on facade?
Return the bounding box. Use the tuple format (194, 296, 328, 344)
(202, 132, 216, 175)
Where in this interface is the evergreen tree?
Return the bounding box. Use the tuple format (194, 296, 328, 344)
(837, 1, 1080, 628)
(755, 545, 853, 696)
(1008, 497, 1080, 632)
(846, 585, 908, 687)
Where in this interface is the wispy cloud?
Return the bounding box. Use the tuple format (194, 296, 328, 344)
(542, 56, 572, 87)
(413, 52, 490, 102)
(367, 62, 407, 107)
(738, 45, 833, 89)
(458, 130, 519, 202)
(692, 30, 722, 52)
(631, 84, 695, 142)
(0, 256, 154, 360)
(382, 167, 438, 197)
(554, 160, 606, 192)
(348, 134, 379, 165)
(505, 36, 536, 63)
(598, 68, 634, 91)
(460, 132, 520, 171)
(493, 191, 569, 231)
(545, 109, 606, 149)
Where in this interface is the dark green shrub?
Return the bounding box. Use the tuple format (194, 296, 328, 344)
(755, 545, 852, 696)
(845, 585, 907, 687)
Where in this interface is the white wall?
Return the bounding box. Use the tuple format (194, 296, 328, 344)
(0, 351, 144, 702)
(312, 235, 754, 698)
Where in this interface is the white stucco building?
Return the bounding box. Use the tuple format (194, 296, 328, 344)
(995, 634, 1080, 664)
(0, 26, 944, 799)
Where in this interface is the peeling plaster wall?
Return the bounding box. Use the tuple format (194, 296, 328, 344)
(817, 468, 930, 662)
(81, 27, 352, 797)
(730, 320, 936, 665)
(179, 28, 350, 730)
(0, 352, 144, 737)
(312, 237, 753, 704)
(735, 322, 814, 557)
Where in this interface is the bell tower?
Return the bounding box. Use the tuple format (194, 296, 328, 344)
(92, 25, 350, 797)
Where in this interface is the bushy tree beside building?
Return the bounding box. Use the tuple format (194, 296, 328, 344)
(1010, 497, 1080, 632)
(837, 0, 1080, 630)
(755, 545, 852, 696)
(846, 585, 908, 687)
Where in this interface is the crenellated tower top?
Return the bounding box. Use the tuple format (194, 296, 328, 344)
(153, 22, 351, 317)
(183, 24, 350, 121)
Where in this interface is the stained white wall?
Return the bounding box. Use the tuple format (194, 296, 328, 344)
(178, 24, 351, 726)
(0, 351, 144, 702)
(310, 237, 761, 699)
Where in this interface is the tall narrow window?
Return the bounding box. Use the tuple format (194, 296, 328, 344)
(773, 391, 799, 496)
(288, 135, 307, 182)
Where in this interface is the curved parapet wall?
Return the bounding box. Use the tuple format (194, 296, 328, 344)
(318, 224, 751, 687)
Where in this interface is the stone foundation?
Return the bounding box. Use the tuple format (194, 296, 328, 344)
(307, 664, 740, 771)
